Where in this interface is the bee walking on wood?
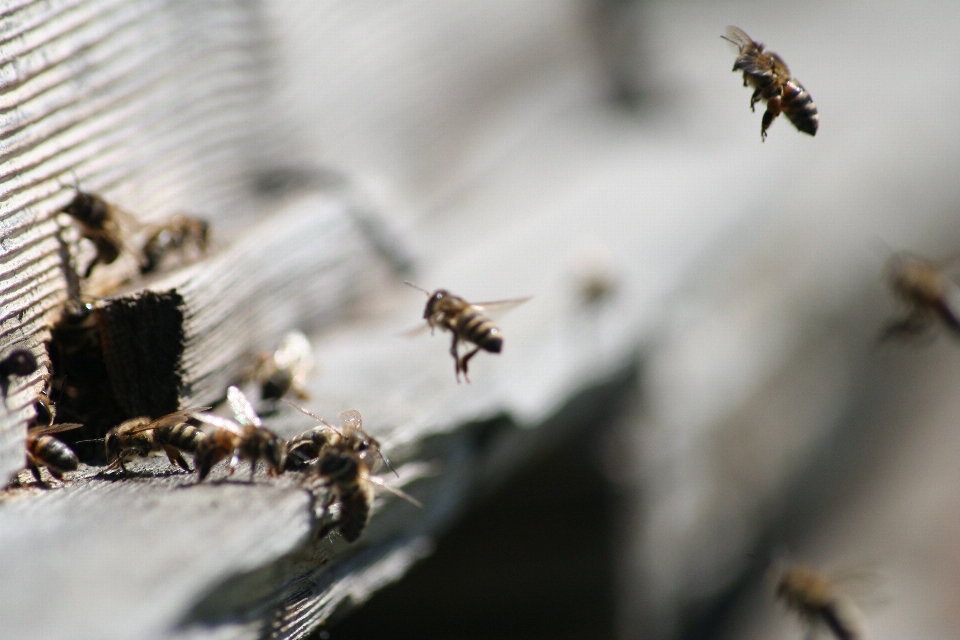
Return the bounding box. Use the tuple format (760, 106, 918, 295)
(103, 408, 210, 474)
(24, 422, 83, 485)
(60, 188, 141, 277)
(405, 282, 530, 383)
(722, 26, 818, 140)
(284, 403, 396, 475)
(140, 214, 210, 274)
(194, 386, 285, 482)
(0, 349, 37, 399)
(880, 252, 960, 342)
(250, 330, 313, 403)
(309, 445, 421, 543)
(776, 564, 866, 640)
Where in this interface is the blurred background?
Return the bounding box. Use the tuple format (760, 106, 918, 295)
(265, 0, 960, 639)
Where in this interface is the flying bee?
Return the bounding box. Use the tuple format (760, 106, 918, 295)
(60, 188, 141, 277)
(309, 444, 421, 543)
(250, 330, 313, 403)
(194, 386, 285, 482)
(24, 422, 83, 485)
(0, 349, 37, 399)
(879, 252, 960, 342)
(776, 564, 866, 640)
(140, 214, 210, 274)
(405, 282, 531, 383)
(284, 403, 396, 475)
(102, 407, 210, 474)
(722, 26, 818, 141)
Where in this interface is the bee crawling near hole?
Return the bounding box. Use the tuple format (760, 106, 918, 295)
(102, 408, 210, 474)
(721, 26, 818, 141)
(22, 423, 83, 486)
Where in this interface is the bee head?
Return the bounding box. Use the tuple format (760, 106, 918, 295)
(424, 289, 449, 318)
(104, 430, 120, 463)
(64, 191, 110, 226)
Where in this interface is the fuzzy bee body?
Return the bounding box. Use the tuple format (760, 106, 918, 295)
(140, 214, 210, 274)
(881, 253, 960, 341)
(723, 26, 819, 140)
(251, 330, 313, 402)
(24, 423, 82, 484)
(776, 565, 864, 640)
(61, 191, 132, 277)
(104, 409, 208, 473)
(284, 426, 335, 471)
(314, 446, 376, 543)
(284, 405, 392, 475)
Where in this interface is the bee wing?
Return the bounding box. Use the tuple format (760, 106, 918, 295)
(722, 25, 753, 50)
(337, 409, 362, 431)
(366, 475, 423, 508)
(469, 296, 532, 315)
(125, 407, 211, 434)
(195, 412, 245, 436)
(227, 385, 261, 427)
(27, 422, 84, 436)
(273, 330, 313, 373)
(399, 322, 432, 338)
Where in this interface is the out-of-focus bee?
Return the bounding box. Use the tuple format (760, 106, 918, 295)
(250, 330, 313, 402)
(140, 214, 210, 274)
(880, 252, 960, 342)
(405, 282, 531, 383)
(722, 26, 818, 141)
(194, 386, 285, 482)
(24, 422, 83, 485)
(34, 390, 55, 426)
(776, 564, 866, 640)
(60, 189, 140, 277)
(310, 445, 421, 543)
(0, 349, 37, 399)
(103, 408, 210, 473)
(284, 404, 395, 475)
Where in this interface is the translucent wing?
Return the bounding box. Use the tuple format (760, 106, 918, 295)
(400, 323, 432, 338)
(195, 412, 245, 436)
(125, 407, 210, 435)
(469, 296, 532, 314)
(366, 475, 423, 508)
(28, 422, 84, 437)
(338, 409, 362, 431)
(227, 385, 261, 427)
(722, 26, 754, 51)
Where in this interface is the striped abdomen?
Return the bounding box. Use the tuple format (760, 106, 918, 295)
(781, 80, 818, 136)
(336, 486, 373, 543)
(285, 427, 334, 471)
(158, 422, 206, 453)
(29, 435, 78, 477)
(456, 308, 503, 353)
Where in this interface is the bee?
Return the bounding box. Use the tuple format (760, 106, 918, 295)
(34, 390, 55, 426)
(140, 214, 210, 274)
(880, 252, 960, 341)
(103, 408, 210, 474)
(250, 330, 313, 403)
(284, 404, 395, 475)
(310, 445, 421, 543)
(0, 349, 38, 399)
(194, 386, 285, 482)
(722, 26, 818, 141)
(60, 189, 141, 277)
(405, 282, 531, 382)
(24, 422, 83, 485)
(776, 564, 866, 640)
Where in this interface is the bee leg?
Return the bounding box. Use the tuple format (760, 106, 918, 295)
(749, 87, 762, 112)
(249, 459, 257, 483)
(47, 466, 65, 482)
(27, 457, 43, 485)
(162, 445, 191, 472)
(450, 334, 462, 382)
(227, 451, 242, 476)
(761, 95, 781, 141)
(460, 346, 482, 384)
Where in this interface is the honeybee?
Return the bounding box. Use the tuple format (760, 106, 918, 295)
(776, 564, 866, 640)
(310, 445, 421, 543)
(284, 403, 395, 475)
(250, 330, 313, 402)
(103, 408, 210, 473)
(722, 26, 818, 140)
(34, 390, 55, 427)
(24, 422, 83, 485)
(880, 252, 960, 341)
(140, 214, 210, 274)
(0, 349, 37, 399)
(60, 189, 140, 277)
(405, 282, 531, 382)
(194, 386, 285, 482)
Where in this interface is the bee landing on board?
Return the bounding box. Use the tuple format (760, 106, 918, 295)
(194, 386, 285, 482)
(60, 188, 142, 278)
(775, 564, 866, 640)
(721, 26, 818, 141)
(404, 282, 531, 383)
(103, 408, 210, 474)
(284, 403, 396, 475)
(0, 349, 37, 399)
(22, 423, 83, 486)
(140, 214, 210, 274)
(307, 445, 421, 543)
(879, 252, 960, 342)
(250, 330, 313, 403)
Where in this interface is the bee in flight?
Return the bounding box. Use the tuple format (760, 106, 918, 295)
(722, 26, 818, 140)
(309, 444, 421, 543)
(140, 214, 210, 274)
(250, 330, 313, 403)
(23, 422, 83, 485)
(284, 403, 396, 475)
(775, 563, 866, 640)
(60, 187, 142, 277)
(194, 386, 285, 482)
(405, 282, 530, 382)
(880, 252, 960, 342)
(102, 408, 210, 474)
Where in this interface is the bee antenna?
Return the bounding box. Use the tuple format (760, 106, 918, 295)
(403, 281, 431, 296)
(379, 451, 400, 478)
(283, 399, 344, 438)
(74, 438, 104, 444)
